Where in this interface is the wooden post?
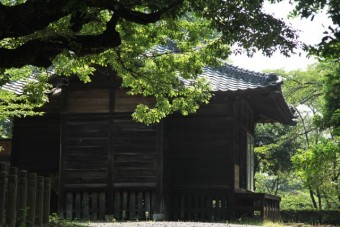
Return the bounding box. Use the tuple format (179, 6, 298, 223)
(137, 192, 143, 220)
(122, 191, 128, 220)
(6, 167, 18, 227)
(75, 193, 81, 219)
(114, 191, 121, 220)
(129, 192, 136, 220)
(35, 176, 44, 227)
(99, 192, 105, 220)
(91, 192, 98, 220)
(43, 178, 51, 226)
(66, 192, 73, 220)
(27, 173, 37, 227)
(17, 170, 28, 227)
(83, 192, 89, 220)
(0, 163, 8, 226)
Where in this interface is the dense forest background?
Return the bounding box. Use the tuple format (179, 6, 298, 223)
(0, 0, 339, 213)
(255, 62, 340, 210)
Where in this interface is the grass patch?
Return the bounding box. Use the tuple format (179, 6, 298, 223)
(49, 213, 89, 227)
(228, 218, 285, 226)
(261, 220, 285, 227)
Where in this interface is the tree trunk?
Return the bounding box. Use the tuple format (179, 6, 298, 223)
(274, 178, 280, 196)
(309, 188, 318, 208)
(317, 188, 322, 209)
(322, 191, 330, 209)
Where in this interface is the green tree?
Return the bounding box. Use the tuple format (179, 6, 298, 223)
(292, 139, 340, 209)
(255, 63, 339, 209)
(1, 0, 338, 125)
(323, 63, 340, 136)
(253, 0, 340, 209)
(0, 119, 12, 138)
(285, 0, 340, 61)
(290, 0, 340, 136)
(255, 123, 298, 195)
(1, 0, 301, 124)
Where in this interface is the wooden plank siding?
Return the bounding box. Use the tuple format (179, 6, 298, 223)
(62, 116, 110, 187)
(59, 114, 163, 219)
(114, 90, 155, 113)
(58, 72, 162, 218)
(111, 119, 160, 187)
(66, 89, 110, 113)
(164, 116, 233, 187)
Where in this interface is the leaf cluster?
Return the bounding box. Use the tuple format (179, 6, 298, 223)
(292, 139, 340, 208)
(323, 63, 340, 135)
(0, 0, 302, 124)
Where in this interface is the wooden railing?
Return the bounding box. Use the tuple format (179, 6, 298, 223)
(166, 188, 280, 222)
(62, 188, 280, 222)
(165, 188, 230, 221)
(112, 190, 156, 220)
(62, 189, 157, 221)
(0, 163, 51, 227)
(235, 192, 281, 221)
(64, 191, 106, 220)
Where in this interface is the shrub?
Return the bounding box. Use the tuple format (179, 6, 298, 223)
(281, 209, 340, 225)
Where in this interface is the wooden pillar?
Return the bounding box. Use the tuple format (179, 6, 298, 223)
(17, 170, 28, 227)
(153, 122, 165, 220)
(228, 191, 236, 220)
(6, 167, 18, 227)
(43, 178, 51, 225)
(66, 192, 73, 219)
(0, 163, 8, 226)
(27, 173, 37, 227)
(261, 198, 265, 220)
(35, 176, 44, 227)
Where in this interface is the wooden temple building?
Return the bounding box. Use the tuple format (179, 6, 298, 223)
(7, 64, 295, 221)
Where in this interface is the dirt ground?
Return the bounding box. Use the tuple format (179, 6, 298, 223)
(84, 221, 339, 227)
(86, 221, 260, 227)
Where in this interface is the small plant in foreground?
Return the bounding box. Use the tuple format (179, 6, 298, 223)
(49, 213, 87, 227)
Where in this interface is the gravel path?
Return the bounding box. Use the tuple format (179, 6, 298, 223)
(86, 221, 260, 227)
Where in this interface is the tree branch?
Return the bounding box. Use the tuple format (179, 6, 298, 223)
(0, 0, 182, 68)
(0, 15, 121, 68)
(0, 0, 67, 39)
(86, 0, 183, 24)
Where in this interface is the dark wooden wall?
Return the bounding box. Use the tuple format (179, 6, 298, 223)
(60, 115, 161, 189)
(11, 115, 60, 175)
(111, 119, 161, 188)
(61, 115, 110, 189)
(164, 117, 233, 187)
(164, 97, 232, 188)
(10, 71, 259, 218)
(59, 114, 162, 218)
(164, 96, 254, 192)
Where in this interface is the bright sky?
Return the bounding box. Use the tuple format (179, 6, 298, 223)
(229, 0, 333, 72)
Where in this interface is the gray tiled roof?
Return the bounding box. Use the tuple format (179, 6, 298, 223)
(1, 64, 281, 94)
(2, 40, 282, 94)
(145, 39, 180, 56)
(1, 77, 37, 95)
(200, 64, 282, 92)
(150, 40, 282, 92)
(178, 64, 282, 92)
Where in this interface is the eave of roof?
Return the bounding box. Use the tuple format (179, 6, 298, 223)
(196, 64, 295, 125)
(200, 64, 282, 92)
(1, 60, 295, 125)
